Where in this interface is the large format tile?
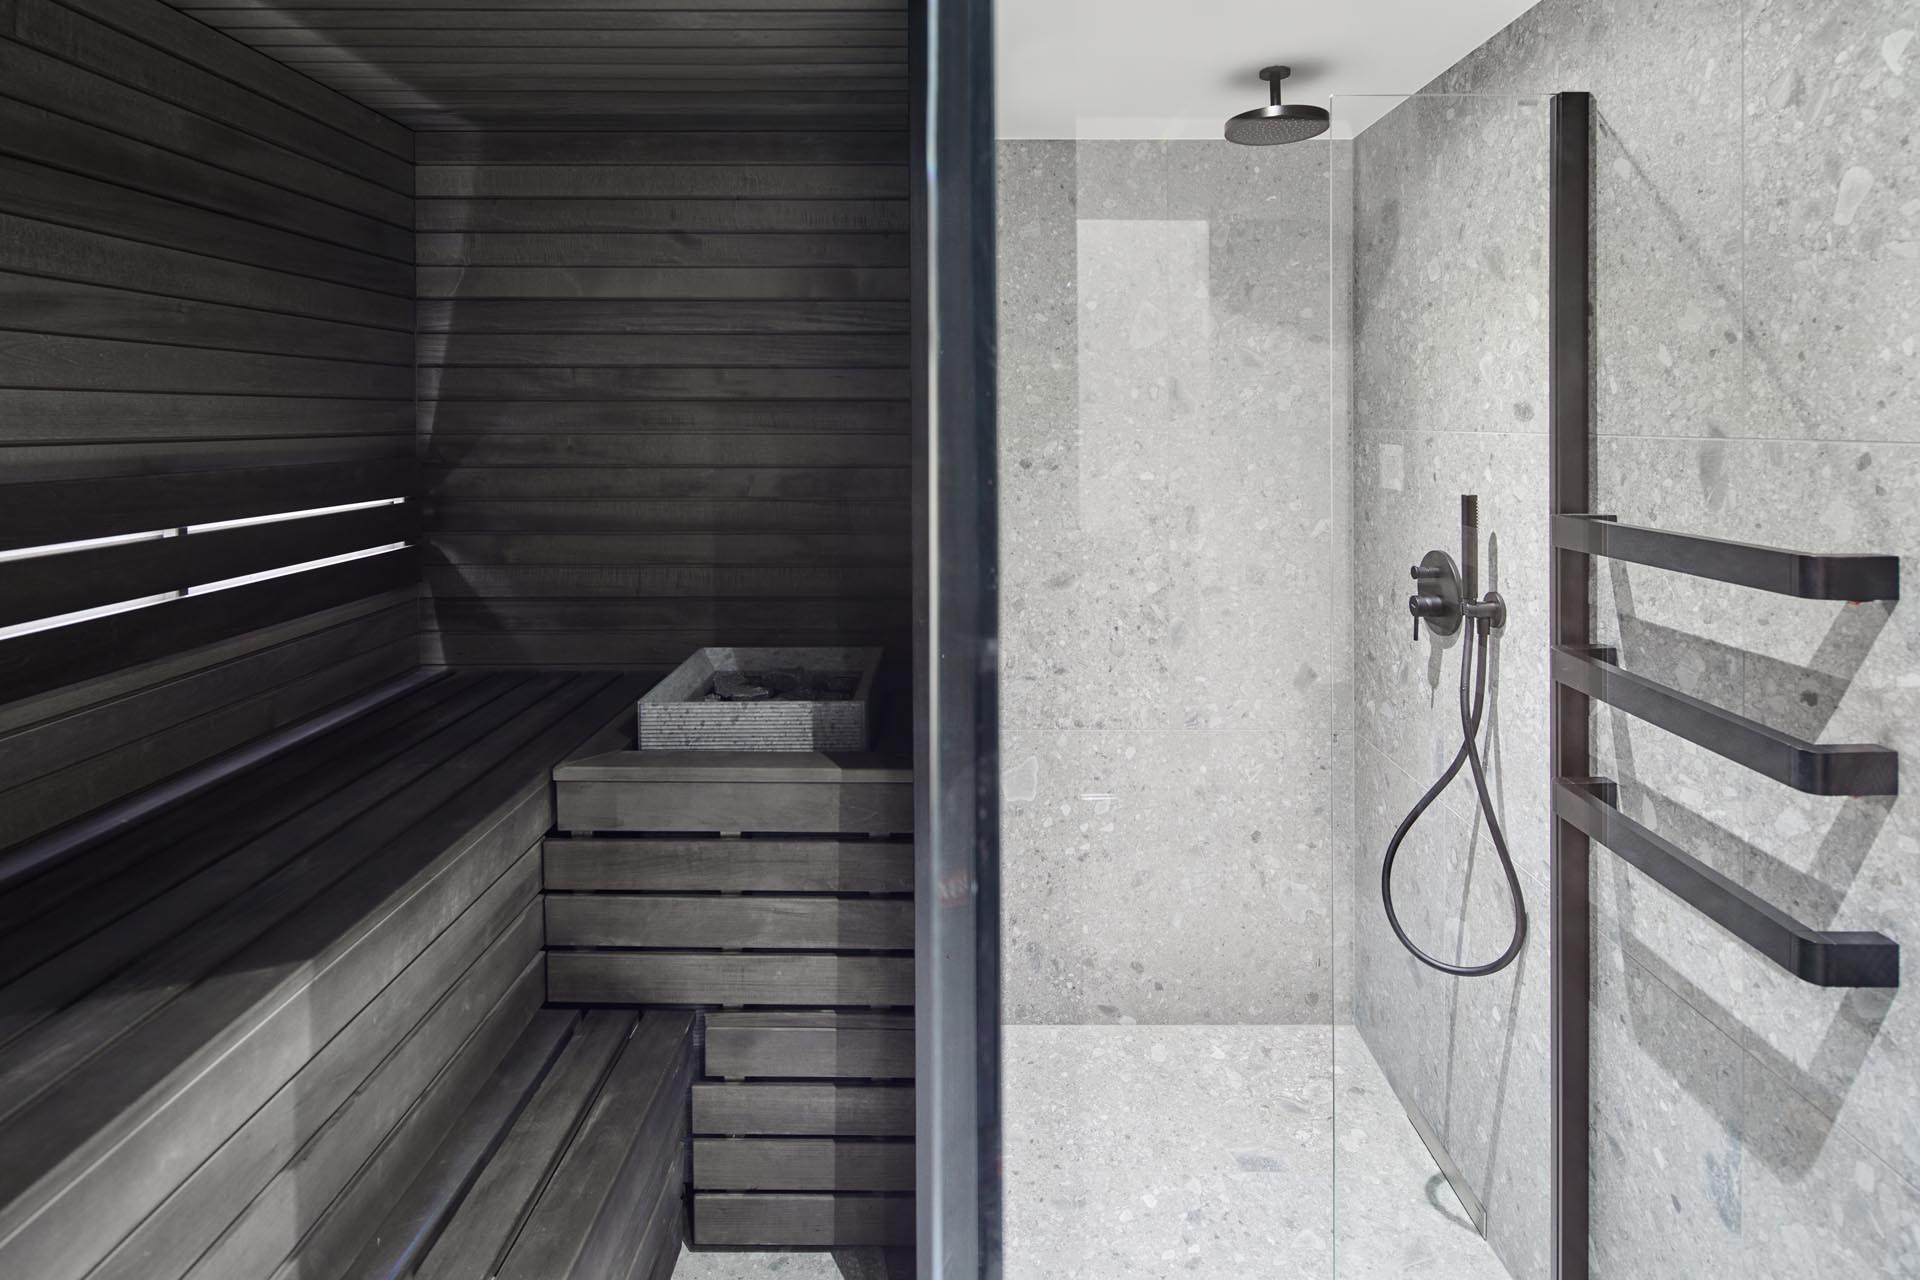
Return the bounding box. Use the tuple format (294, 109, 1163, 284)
(1003, 1024, 1334, 1280)
(1591, 434, 1920, 1191)
(1351, 740, 1551, 1280)
(1333, 1028, 1513, 1280)
(1589, 917, 1748, 1280)
(1740, 1058, 1920, 1277)
(1350, 428, 1554, 886)
(1432, 0, 1747, 444)
(1003, 1025, 1514, 1280)
(1001, 728, 1332, 1024)
(1743, 0, 1920, 443)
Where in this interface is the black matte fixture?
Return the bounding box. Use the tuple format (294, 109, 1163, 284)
(1382, 495, 1528, 977)
(1224, 65, 1331, 145)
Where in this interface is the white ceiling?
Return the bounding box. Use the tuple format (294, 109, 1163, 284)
(995, 0, 1542, 140)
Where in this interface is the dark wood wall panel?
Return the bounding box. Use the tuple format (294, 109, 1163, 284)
(0, 0, 417, 851)
(394, 11, 909, 671)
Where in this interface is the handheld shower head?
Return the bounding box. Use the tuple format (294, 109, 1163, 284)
(1225, 65, 1331, 146)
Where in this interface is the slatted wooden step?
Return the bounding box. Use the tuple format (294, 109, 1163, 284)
(698, 1008, 922, 1247)
(360, 1007, 697, 1280)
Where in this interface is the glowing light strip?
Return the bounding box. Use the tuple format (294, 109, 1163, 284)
(184, 543, 408, 596)
(0, 497, 406, 565)
(187, 496, 405, 535)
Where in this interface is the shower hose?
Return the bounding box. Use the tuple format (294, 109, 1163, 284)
(1379, 610, 1528, 977)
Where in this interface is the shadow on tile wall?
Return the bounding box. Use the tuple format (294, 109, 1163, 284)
(1353, 0, 1920, 1277)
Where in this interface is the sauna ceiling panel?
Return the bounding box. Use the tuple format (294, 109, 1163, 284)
(164, 0, 910, 129)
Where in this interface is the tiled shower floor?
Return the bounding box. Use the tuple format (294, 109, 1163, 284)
(1004, 1024, 1510, 1280)
(676, 1025, 1506, 1280)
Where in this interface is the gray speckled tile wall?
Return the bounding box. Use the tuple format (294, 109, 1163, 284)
(1351, 2, 1920, 1279)
(1348, 88, 1555, 1280)
(998, 139, 1338, 1025)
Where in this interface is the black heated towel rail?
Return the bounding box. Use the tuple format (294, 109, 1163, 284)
(1553, 646, 1898, 797)
(1551, 518, 1901, 989)
(1553, 514, 1901, 601)
(1556, 780, 1898, 988)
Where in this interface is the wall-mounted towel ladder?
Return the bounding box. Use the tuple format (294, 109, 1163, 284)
(1549, 512, 1901, 990)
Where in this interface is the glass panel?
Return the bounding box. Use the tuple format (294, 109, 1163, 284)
(988, 37, 1553, 1273)
(1331, 91, 1550, 1280)
(994, 38, 1343, 1280)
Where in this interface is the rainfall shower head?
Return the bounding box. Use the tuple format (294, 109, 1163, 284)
(1225, 65, 1331, 145)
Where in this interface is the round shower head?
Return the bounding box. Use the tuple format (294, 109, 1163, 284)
(1225, 65, 1330, 145)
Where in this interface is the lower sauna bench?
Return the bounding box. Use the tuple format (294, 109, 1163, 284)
(0, 670, 701, 1280)
(691, 1013, 916, 1249)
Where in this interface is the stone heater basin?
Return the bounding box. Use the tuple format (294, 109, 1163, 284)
(636, 646, 882, 752)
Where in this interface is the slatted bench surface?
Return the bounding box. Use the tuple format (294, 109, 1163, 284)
(0, 670, 648, 1280)
(366, 1007, 696, 1280)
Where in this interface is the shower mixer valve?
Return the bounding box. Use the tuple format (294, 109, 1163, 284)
(1382, 493, 1527, 979)
(1407, 495, 1506, 641)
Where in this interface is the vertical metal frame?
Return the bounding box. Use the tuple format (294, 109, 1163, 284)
(912, 0, 1000, 1276)
(1548, 89, 1593, 1280)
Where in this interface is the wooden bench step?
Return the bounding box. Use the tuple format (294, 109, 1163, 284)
(547, 894, 913, 952)
(704, 1011, 914, 1080)
(382, 1008, 696, 1280)
(543, 835, 912, 894)
(692, 1083, 914, 1137)
(694, 1192, 913, 1248)
(548, 951, 913, 1008)
(694, 1138, 913, 1192)
(0, 672, 650, 1280)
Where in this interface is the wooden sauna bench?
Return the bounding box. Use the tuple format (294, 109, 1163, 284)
(546, 732, 917, 1252)
(0, 670, 694, 1280)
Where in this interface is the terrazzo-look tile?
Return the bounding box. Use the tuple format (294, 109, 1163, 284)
(1589, 434, 1920, 1196)
(1001, 1025, 1512, 1280)
(998, 137, 1341, 1024)
(1331, 1028, 1512, 1280)
(1431, 0, 1747, 445)
(1003, 1025, 1334, 1280)
(1350, 738, 1551, 1280)
(1001, 728, 1331, 1024)
(1743, 0, 1920, 443)
(1588, 920, 1747, 1280)
(1349, 428, 1553, 886)
(1739, 1059, 1920, 1277)
(1351, 95, 1550, 440)
(674, 1251, 844, 1279)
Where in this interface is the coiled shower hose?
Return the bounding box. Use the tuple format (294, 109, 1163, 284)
(1379, 611, 1528, 977)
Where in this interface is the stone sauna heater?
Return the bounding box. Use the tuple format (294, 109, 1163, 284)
(638, 647, 884, 753)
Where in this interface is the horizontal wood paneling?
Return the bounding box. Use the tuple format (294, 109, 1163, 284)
(554, 761, 914, 836)
(546, 952, 913, 1008)
(691, 1084, 914, 1137)
(703, 1011, 913, 1080)
(544, 836, 912, 893)
(178, 1, 910, 128)
(545, 894, 912, 951)
(413, 110, 909, 668)
(0, 0, 419, 849)
(0, 503, 416, 627)
(693, 1193, 913, 1247)
(694, 1138, 912, 1192)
